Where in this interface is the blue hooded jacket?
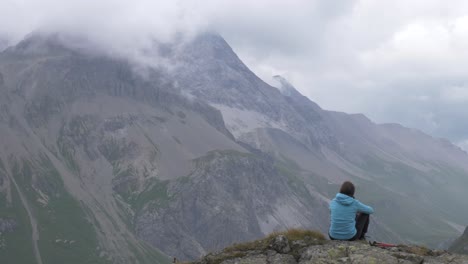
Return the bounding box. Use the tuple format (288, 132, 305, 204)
(329, 193, 374, 240)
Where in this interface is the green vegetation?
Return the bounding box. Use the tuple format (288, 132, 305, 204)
(351, 173, 460, 245)
(225, 229, 324, 253)
(0, 186, 36, 264)
(127, 178, 171, 213)
(400, 245, 432, 256)
(11, 155, 110, 264)
(112, 164, 138, 200)
(126, 241, 171, 264)
(274, 228, 325, 241)
(193, 150, 253, 168)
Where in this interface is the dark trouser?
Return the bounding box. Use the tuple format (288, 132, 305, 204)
(351, 213, 370, 240)
(329, 213, 370, 241)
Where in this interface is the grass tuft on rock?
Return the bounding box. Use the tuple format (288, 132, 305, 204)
(224, 228, 325, 253)
(398, 244, 443, 257)
(270, 228, 326, 241)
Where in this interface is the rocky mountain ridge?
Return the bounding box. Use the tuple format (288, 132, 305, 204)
(450, 227, 468, 255)
(191, 231, 468, 264)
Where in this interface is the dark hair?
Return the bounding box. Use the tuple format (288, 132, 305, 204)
(339, 181, 355, 197)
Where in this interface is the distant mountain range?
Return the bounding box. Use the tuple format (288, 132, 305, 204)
(0, 32, 467, 263)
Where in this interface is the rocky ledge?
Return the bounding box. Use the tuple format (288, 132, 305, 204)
(189, 230, 468, 264)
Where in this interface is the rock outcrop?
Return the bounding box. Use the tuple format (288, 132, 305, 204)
(0, 218, 17, 233)
(450, 226, 468, 255)
(191, 230, 468, 264)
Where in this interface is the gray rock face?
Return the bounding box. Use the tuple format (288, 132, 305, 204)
(450, 226, 468, 255)
(267, 251, 297, 264)
(298, 242, 468, 264)
(193, 236, 468, 264)
(270, 235, 291, 254)
(0, 218, 17, 233)
(135, 150, 328, 260)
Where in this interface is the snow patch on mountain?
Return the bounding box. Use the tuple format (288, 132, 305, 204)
(213, 104, 287, 138)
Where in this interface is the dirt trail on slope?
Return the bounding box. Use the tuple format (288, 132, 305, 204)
(13, 109, 145, 262)
(7, 170, 43, 264)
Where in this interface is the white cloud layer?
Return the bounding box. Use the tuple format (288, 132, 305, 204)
(459, 140, 468, 152)
(0, 0, 467, 147)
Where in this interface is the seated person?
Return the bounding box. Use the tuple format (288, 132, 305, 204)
(329, 181, 374, 241)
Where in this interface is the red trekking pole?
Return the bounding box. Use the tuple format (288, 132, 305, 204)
(370, 241, 398, 248)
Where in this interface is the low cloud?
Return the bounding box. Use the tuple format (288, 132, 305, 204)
(0, 0, 467, 147)
(440, 86, 468, 102)
(459, 140, 468, 152)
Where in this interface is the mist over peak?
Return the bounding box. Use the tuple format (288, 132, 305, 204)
(0, 38, 9, 52)
(5, 30, 227, 82)
(271, 75, 298, 96)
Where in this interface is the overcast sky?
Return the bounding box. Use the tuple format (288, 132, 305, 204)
(1, 0, 467, 149)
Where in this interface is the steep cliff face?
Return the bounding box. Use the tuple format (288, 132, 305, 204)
(1, 31, 468, 263)
(135, 150, 329, 260)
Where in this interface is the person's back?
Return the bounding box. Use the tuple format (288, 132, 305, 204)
(329, 181, 374, 241)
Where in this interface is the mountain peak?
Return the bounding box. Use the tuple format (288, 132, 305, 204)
(5, 32, 75, 56)
(180, 31, 246, 69)
(271, 75, 298, 96)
